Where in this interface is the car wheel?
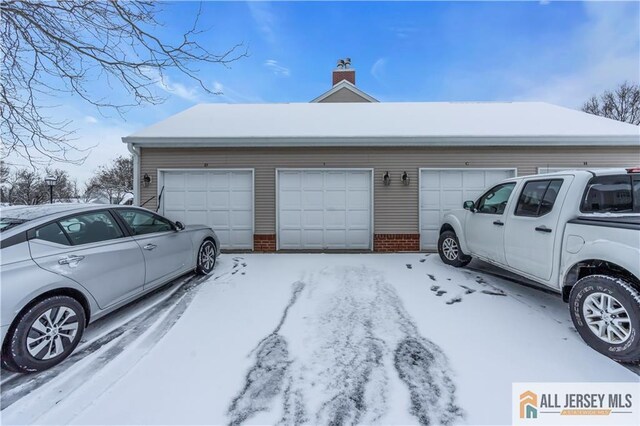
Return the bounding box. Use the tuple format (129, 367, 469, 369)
(196, 240, 217, 275)
(569, 275, 640, 363)
(2, 295, 85, 373)
(437, 230, 471, 267)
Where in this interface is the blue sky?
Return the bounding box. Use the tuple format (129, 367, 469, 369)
(20, 1, 640, 183)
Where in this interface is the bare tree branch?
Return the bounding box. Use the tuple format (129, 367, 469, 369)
(0, 0, 247, 166)
(582, 81, 640, 125)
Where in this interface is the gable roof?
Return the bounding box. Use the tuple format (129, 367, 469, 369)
(311, 80, 378, 103)
(123, 101, 640, 147)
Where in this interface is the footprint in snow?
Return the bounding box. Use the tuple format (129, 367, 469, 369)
(446, 297, 462, 305)
(480, 289, 506, 297)
(427, 274, 436, 281)
(406, 264, 413, 269)
(459, 285, 476, 295)
(419, 259, 426, 263)
(430, 285, 440, 292)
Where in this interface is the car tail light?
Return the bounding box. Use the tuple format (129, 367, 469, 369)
(626, 167, 640, 173)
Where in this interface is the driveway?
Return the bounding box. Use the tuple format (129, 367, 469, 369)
(1, 254, 637, 425)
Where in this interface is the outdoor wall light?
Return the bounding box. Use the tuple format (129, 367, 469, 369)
(383, 171, 391, 186)
(401, 171, 410, 186)
(142, 173, 152, 188)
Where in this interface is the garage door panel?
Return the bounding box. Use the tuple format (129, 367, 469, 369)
(278, 170, 371, 250)
(162, 170, 253, 250)
(326, 172, 347, 188)
(302, 210, 323, 228)
(303, 230, 323, 247)
(347, 210, 369, 228)
(347, 189, 369, 209)
(325, 211, 346, 227)
(186, 191, 207, 209)
(231, 190, 252, 209)
(164, 172, 185, 188)
(280, 211, 301, 228)
(325, 190, 346, 209)
(303, 172, 323, 188)
(420, 169, 515, 250)
(280, 190, 302, 209)
(207, 191, 230, 209)
(302, 190, 323, 208)
(347, 171, 370, 188)
(164, 191, 186, 210)
(441, 172, 463, 188)
(230, 211, 252, 228)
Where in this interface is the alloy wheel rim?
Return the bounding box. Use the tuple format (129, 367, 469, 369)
(200, 243, 215, 271)
(583, 292, 631, 344)
(442, 237, 459, 261)
(27, 306, 79, 360)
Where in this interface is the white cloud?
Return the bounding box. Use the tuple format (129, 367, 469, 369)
(211, 80, 264, 104)
(155, 74, 200, 102)
(263, 59, 290, 77)
(516, 1, 639, 107)
(371, 58, 388, 81)
(84, 115, 98, 124)
(247, 2, 277, 45)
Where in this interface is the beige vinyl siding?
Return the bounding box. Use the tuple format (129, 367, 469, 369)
(140, 146, 639, 234)
(317, 87, 372, 103)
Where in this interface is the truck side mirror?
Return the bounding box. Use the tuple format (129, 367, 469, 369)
(463, 200, 476, 212)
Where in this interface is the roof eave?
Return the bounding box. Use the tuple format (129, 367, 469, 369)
(122, 134, 640, 147)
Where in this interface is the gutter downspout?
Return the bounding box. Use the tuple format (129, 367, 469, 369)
(127, 142, 141, 206)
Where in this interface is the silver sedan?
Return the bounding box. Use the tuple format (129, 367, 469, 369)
(0, 204, 220, 372)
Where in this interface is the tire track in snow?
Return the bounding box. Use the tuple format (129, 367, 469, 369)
(227, 266, 463, 426)
(228, 281, 305, 426)
(0, 262, 231, 413)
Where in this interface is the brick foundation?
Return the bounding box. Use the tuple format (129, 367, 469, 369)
(373, 234, 420, 252)
(254, 234, 276, 252)
(253, 233, 420, 252)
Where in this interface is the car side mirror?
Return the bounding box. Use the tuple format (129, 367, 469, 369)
(175, 221, 185, 231)
(463, 200, 476, 212)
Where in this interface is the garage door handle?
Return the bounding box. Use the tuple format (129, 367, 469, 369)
(535, 226, 552, 233)
(493, 220, 504, 226)
(143, 244, 157, 250)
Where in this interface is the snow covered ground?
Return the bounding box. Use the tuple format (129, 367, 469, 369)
(1, 254, 637, 425)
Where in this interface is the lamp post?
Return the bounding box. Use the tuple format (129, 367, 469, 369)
(44, 176, 57, 204)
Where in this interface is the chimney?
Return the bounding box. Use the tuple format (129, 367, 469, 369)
(333, 57, 355, 86)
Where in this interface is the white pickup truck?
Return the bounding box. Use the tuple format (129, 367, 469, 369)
(438, 168, 640, 362)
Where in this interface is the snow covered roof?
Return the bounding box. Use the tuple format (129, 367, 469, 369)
(123, 102, 640, 147)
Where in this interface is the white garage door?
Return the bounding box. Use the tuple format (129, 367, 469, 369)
(278, 170, 372, 250)
(161, 170, 253, 250)
(419, 169, 516, 250)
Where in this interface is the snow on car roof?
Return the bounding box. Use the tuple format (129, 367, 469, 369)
(0, 203, 106, 221)
(123, 102, 640, 146)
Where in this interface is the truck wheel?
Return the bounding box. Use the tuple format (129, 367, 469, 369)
(437, 230, 471, 267)
(569, 275, 640, 363)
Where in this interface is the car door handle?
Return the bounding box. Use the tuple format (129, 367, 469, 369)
(143, 244, 157, 251)
(58, 255, 85, 265)
(493, 220, 504, 226)
(535, 226, 552, 233)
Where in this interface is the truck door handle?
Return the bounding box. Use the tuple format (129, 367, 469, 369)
(493, 220, 504, 226)
(143, 244, 157, 251)
(535, 226, 552, 233)
(58, 255, 85, 265)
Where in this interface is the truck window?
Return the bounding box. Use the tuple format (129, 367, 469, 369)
(476, 183, 516, 214)
(581, 175, 637, 213)
(515, 179, 563, 217)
